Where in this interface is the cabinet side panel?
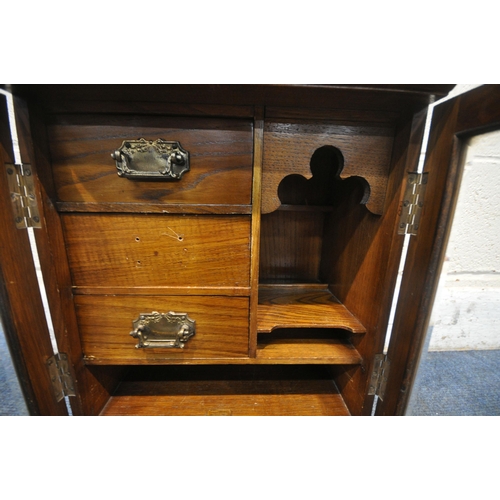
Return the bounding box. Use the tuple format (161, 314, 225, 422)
(324, 114, 419, 415)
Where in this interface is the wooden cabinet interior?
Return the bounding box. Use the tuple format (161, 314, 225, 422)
(4, 84, 456, 416)
(256, 113, 408, 409)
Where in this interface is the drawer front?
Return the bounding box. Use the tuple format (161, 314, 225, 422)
(62, 214, 251, 289)
(76, 295, 249, 362)
(47, 114, 253, 206)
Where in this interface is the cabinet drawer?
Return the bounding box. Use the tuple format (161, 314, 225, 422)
(47, 114, 253, 208)
(62, 214, 251, 290)
(76, 295, 250, 362)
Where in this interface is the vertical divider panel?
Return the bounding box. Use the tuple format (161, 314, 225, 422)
(249, 108, 264, 357)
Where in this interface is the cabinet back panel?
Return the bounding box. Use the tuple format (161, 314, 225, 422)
(260, 210, 324, 283)
(262, 121, 394, 215)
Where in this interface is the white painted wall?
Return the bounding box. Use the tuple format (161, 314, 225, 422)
(427, 85, 500, 351)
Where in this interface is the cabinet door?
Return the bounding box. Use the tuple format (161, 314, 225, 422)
(378, 85, 500, 415)
(0, 92, 69, 415)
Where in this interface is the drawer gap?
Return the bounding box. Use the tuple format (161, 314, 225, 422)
(56, 202, 252, 215)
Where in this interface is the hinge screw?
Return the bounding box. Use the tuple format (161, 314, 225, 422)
(15, 217, 23, 223)
(7, 167, 14, 175)
(33, 216, 40, 223)
(24, 169, 31, 176)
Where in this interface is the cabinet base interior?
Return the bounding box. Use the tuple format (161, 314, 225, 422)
(100, 365, 351, 416)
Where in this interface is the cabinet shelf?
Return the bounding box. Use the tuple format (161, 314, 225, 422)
(100, 365, 351, 416)
(257, 284, 366, 334)
(256, 329, 362, 364)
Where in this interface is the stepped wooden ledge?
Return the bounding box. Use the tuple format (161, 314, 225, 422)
(256, 336, 363, 364)
(257, 284, 366, 334)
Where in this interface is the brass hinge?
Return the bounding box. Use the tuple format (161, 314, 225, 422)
(46, 353, 76, 402)
(5, 163, 41, 229)
(368, 354, 390, 401)
(398, 172, 428, 236)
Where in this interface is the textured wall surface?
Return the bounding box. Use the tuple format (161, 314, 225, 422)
(428, 85, 500, 350)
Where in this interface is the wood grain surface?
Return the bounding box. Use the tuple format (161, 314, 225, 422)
(100, 365, 350, 416)
(262, 121, 394, 215)
(14, 84, 450, 114)
(249, 111, 264, 357)
(76, 295, 249, 363)
(257, 329, 362, 364)
(62, 214, 251, 289)
(3, 84, 461, 416)
(47, 114, 253, 206)
(260, 210, 325, 283)
(257, 285, 366, 334)
(56, 202, 251, 215)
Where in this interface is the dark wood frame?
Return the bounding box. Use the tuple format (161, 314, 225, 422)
(377, 84, 500, 415)
(0, 93, 68, 415)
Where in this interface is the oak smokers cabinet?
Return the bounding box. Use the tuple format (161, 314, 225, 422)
(2, 85, 499, 416)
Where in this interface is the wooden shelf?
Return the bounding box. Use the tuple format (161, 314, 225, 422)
(257, 334, 362, 364)
(100, 365, 350, 416)
(257, 284, 366, 334)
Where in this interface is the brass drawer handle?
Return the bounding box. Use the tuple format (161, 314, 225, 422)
(112, 139, 190, 180)
(130, 311, 195, 348)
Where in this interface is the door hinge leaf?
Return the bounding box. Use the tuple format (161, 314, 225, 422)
(398, 172, 428, 236)
(368, 354, 390, 400)
(46, 353, 76, 402)
(5, 163, 41, 229)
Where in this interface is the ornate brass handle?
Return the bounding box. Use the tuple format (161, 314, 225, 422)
(130, 311, 195, 348)
(111, 139, 190, 180)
